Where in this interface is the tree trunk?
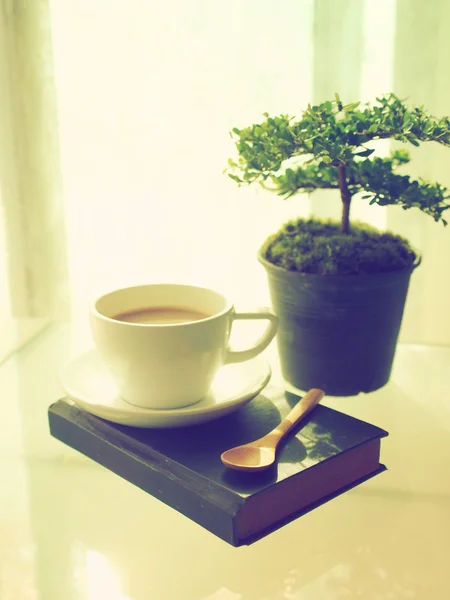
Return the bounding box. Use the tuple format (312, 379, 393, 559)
(337, 165, 352, 234)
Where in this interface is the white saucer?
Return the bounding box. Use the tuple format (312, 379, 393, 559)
(61, 349, 271, 428)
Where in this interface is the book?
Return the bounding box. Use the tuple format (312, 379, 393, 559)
(48, 386, 388, 546)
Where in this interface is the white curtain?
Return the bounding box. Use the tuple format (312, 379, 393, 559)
(0, 0, 66, 361)
(1, 0, 450, 345)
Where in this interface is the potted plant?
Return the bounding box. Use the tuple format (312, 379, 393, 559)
(227, 93, 450, 395)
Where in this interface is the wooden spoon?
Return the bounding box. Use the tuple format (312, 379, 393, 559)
(220, 388, 325, 472)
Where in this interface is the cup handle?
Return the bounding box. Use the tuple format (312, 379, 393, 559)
(225, 307, 278, 364)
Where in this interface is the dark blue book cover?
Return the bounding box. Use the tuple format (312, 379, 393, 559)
(48, 386, 388, 546)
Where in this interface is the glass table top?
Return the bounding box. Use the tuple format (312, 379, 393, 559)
(2, 321, 450, 600)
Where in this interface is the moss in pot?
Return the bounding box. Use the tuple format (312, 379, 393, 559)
(227, 94, 449, 395)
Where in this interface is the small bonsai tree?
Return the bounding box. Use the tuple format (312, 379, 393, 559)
(228, 94, 450, 233)
(228, 95, 450, 274)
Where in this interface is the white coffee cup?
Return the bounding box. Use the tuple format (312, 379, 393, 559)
(90, 283, 278, 409)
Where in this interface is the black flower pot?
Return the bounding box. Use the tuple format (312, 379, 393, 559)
(259, 252, 420, 396)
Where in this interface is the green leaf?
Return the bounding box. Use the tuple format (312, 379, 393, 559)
(248, 159, 261, 170)
(344, 101, 361, 112)
(354, 148, 375, 157)
(334, 93, 343, 111)
(408, 136, 420, 147)
(228, 174, 242, 183)
(402, 114, 412, 130)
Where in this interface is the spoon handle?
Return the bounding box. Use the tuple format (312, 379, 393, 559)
(273, 388, 325, 443)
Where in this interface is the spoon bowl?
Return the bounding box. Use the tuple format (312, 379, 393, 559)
(221, 445, 276, 472)
(220, 388, 325, 472)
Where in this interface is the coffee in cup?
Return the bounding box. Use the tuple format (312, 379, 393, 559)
(90, 283, 278, 409)
(112, 306, 211, 325)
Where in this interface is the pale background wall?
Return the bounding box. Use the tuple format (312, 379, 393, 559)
(1, 0, 450, 345)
